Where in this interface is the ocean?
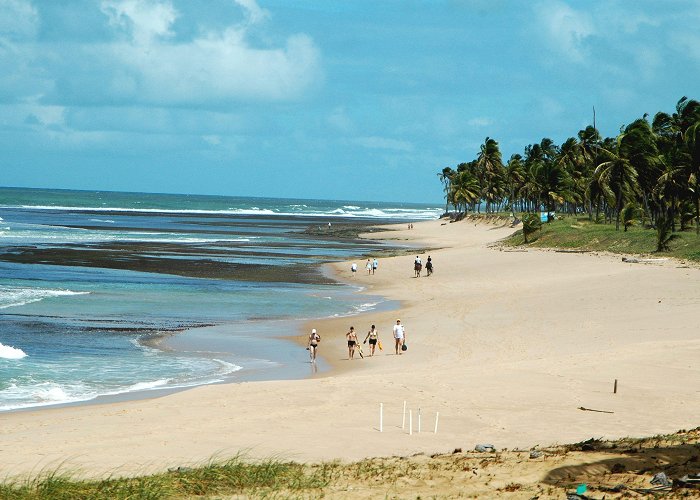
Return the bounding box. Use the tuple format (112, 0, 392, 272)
(0, 187, 441, 411)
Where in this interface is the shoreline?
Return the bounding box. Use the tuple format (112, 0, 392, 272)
(2, 218, 700, 480)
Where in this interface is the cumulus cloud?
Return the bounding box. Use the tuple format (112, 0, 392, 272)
(0, 0, 39, 40)
(97, 0, 320, 104)
(101, 0, 178, 44)
(534, 1, 594, 62)
(3, 0, 321, 108)
(233, 0, 269, 25)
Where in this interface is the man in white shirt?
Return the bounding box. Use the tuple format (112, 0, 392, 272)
(392, 319, 405, 355)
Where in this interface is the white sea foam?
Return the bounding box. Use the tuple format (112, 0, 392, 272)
(127, 379, 170, 391)
(0, 287, 90, 309)
(331, 301, 380, 317)
(3, 203, 442, 220)
(0, 343, 27, 359)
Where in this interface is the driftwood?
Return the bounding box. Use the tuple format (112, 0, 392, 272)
(622, 257, 669, 264)
(578, 406, 614, 414)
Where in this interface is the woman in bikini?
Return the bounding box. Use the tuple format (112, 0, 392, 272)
(307, 328, 320, 362)
(363, 324, 379, 356)
(346, 326, 358, 360)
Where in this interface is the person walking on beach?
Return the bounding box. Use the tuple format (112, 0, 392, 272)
(372, 258, 378, 274)
(351, 262, 357, 277)
(414, 255, 422, 277)
(393, 319, 405, 355)
(346, 326, 358, 359)
(426, 255, 433, 276)
(366, 259, 373, 275)
(363, 324, 379, 356)
(307, 328, 321, 362)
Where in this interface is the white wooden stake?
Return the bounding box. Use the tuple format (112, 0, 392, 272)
(402, 400, 406, 429)
(434, 412, 439, 434)
(409, 410, 413, 435)
(418, 408, 422, 433)
(379, 403, 383, 432)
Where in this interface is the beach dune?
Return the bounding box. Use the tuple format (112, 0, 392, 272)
(1, 218, 699, 479)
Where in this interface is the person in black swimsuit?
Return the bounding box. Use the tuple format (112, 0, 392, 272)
(346, 326, 358, 360)
(307, 328, 320, 362)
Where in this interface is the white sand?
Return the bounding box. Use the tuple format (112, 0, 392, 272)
(1, 218, 699, 479)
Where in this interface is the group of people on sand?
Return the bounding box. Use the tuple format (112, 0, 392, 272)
(350, 257, 378, 277)
(306, 319, 407, 362)
(413, 255, 433, 277)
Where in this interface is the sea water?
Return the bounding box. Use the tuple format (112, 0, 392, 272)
(0, 187, 440, 411)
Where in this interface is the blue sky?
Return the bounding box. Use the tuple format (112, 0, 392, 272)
(1, 0, 698, 203)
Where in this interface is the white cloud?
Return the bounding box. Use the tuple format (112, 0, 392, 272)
(101, 0, 178, 44)
(0, 0, 39, 40)
(467, 117, 493, 127)
(327, 107, 354, 132)
(2, 1, 321, 108)
(534, 1, 594, 62)
(233, 0, 269, 25)
(669, 32, 700, 62)
(353, 136, 414, 152)
(97, 0, 320, 103)
(202, 135, 221, 145)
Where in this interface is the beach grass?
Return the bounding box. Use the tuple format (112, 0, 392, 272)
(0, 455, 335, 499)
(503, 214, 700, 261)
(3, 428, 700, 498)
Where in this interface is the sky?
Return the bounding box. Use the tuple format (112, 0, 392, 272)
(1, 0, 699, 204)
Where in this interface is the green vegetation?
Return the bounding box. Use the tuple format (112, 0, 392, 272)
(504, 214, 700, 261)
(0, 456, 333, 499)
(438, 96, 700, 251)
(4, 428, 700, 499)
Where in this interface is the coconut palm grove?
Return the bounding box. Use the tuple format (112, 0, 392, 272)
(438, 97, 700, 251)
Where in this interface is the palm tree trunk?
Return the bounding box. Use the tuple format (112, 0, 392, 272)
(696, 189, 699, 235)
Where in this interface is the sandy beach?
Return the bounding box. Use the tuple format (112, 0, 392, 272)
(1, 218, 699, 484)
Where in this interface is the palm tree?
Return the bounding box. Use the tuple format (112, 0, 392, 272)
(476, 137, 505, 213)
(450, 170, 480, 214)
(687, 121, 700, 233)
(620, 118, 664, 226)
(505, 154, 525, 215)
(595, 133, 640, 230)
(438, 167, 455, 214)
(558, 137, 585, 213)
(654, 97, 700, 232)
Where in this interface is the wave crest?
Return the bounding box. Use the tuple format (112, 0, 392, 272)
(0, 343, 28, 359)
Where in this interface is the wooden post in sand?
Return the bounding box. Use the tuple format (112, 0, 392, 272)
(409, 410, 413, 435)
(434, 412, 439, 434)
(379, 403, 383, 432)
(614, 379, 618, 394)
(402, 400, 407, 429)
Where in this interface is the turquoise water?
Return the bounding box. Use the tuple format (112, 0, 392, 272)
(0, 187, 439, 411)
